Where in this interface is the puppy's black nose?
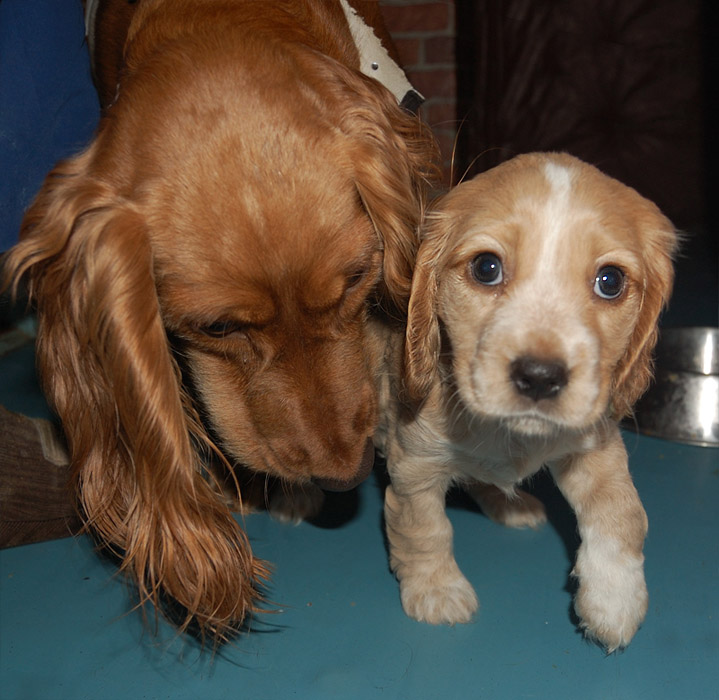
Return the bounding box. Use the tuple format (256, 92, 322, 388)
(510, 356, 568, 401)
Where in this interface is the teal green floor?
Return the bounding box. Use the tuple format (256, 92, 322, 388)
(1, 342, 718, 699)
(1, 1, 717, 697)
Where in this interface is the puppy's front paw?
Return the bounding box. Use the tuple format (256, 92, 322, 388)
(399, 570, 478, 625)
(573, 545, 648, 651)
(268, 482, 325, 524)
(575, 581, 648, 652)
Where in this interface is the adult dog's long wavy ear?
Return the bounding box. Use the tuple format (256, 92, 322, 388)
(3, 146, 267, 642)
(329, 63, 439, 313)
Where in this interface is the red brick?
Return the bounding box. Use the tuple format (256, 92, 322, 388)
(409, 68, 456, 100)
(425, 100, 456, 128)
(432, 129, 457, 182)
(424, 35, 455, 65)
(393, 37, 421, 67)
(381, 3, 451, 34)
(434, 128, 457, 155)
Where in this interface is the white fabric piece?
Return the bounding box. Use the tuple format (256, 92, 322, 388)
(339, 0, 422, 105)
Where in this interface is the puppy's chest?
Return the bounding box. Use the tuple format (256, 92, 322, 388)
(445, 421, 566, 490)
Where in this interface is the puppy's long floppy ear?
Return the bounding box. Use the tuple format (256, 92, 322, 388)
(403, 211, 448, 402)
(331, 66, 439, 311)
(611, 200, 678, 419)
(3, 148, 266, 642)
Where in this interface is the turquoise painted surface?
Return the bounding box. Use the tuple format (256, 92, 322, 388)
(1, 419, 717, 699)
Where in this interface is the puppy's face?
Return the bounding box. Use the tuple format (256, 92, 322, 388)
(411, 154, 675, 436)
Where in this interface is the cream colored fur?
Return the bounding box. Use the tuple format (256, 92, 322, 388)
(373, 153, 677, 651)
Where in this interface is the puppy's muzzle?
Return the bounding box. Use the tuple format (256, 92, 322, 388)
(312, 438, 375, 492)
(510, 356, 569, 401)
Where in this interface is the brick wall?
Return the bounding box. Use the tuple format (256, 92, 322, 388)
(379, 0, 457, 180)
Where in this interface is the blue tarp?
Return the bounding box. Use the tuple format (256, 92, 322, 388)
(0, 0, 98, 252)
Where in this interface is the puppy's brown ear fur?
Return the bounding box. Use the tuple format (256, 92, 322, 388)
(611, 200, 677, 419)
(403, 213, 448, 402)
(3, 148, 267, 642)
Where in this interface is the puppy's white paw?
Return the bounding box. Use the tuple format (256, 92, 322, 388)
(575, 582, 648, 652)
(573, 541, 648, 651)
(399, 570, 478, 625)
(268, 483, 325, 524)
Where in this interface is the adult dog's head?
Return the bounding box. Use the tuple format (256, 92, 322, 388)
(3, 4, 435, 640)
(405, 153, 677, 435)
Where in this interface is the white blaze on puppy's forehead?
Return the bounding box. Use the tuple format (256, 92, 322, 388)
(543, 160, 574, 198)
(534, 160, 576, 273)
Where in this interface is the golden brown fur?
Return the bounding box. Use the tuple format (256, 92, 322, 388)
(2, 0, 437, 641)
(373, 153, 676, 651)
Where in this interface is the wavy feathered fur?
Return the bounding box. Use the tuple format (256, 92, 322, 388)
(3, 0, 438, 642)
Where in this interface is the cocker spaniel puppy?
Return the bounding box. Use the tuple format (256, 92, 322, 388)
(373, 153, 676, 651)
(2, 0, 436, 641)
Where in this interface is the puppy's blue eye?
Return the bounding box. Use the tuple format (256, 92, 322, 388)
(594, 266, 625, 299)
(470, 253, 503, 286)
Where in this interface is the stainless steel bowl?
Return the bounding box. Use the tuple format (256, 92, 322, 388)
(628, 327, 719, 447)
